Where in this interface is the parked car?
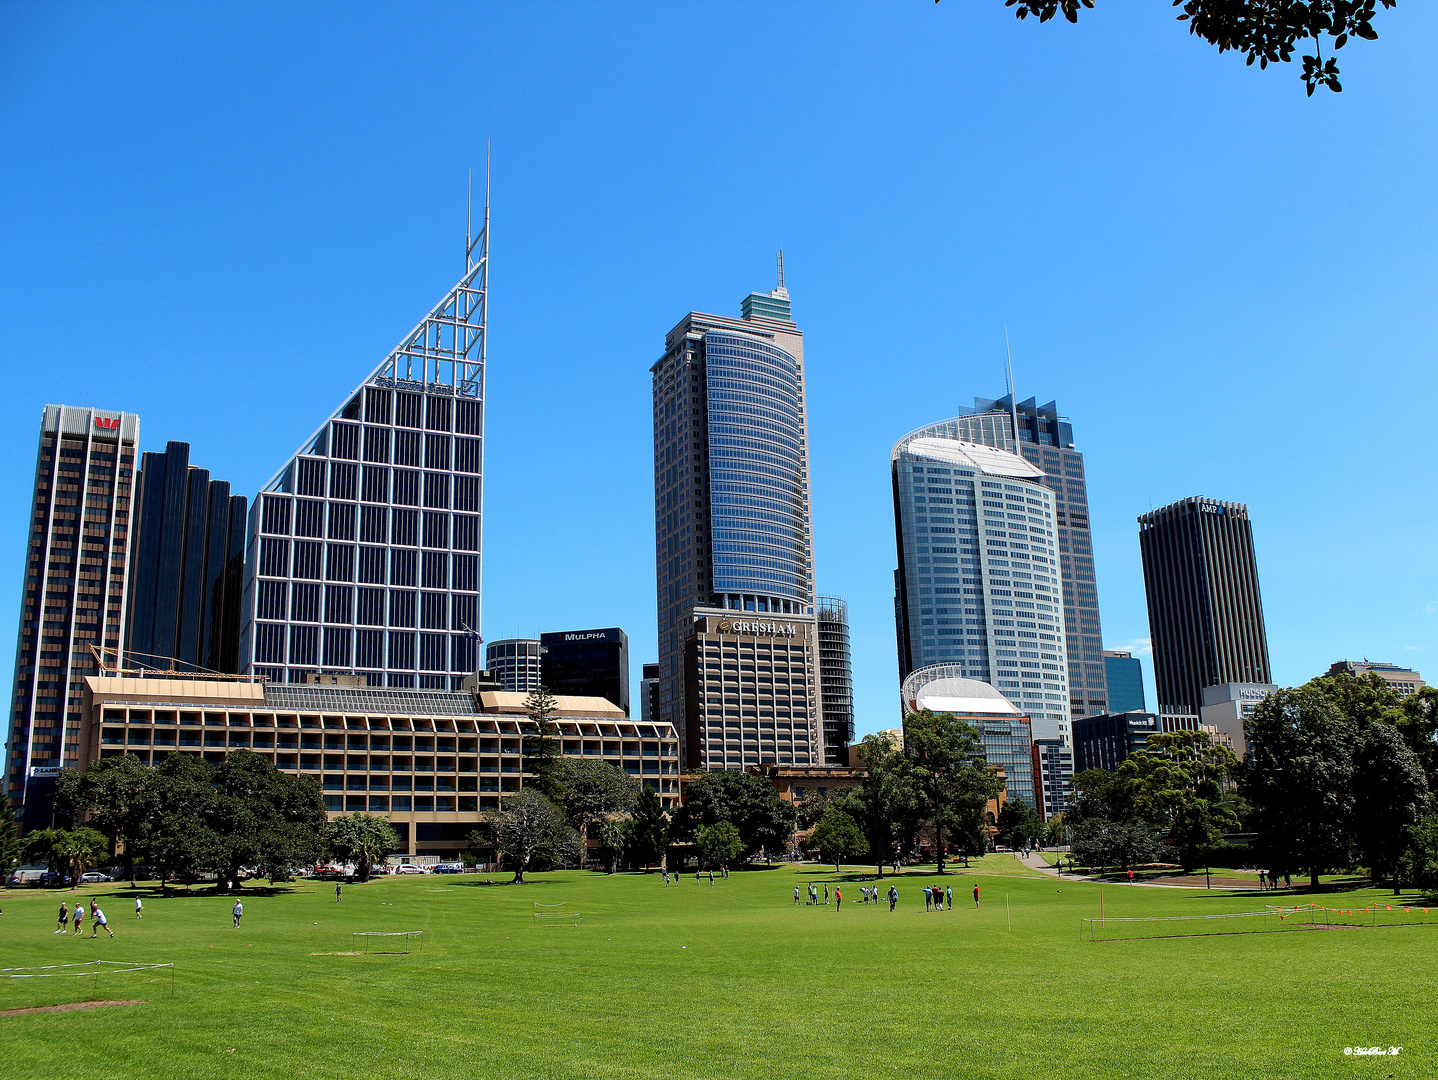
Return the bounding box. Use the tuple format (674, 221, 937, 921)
(433, 863, 464, 874)
(394, 864, 428, 875)
(39, 872, 72, 886)
(79, 871, 111, 884)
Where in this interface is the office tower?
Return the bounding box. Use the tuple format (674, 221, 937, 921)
(640, 662, 659, 724)
(652, 261, 821, 769)
(1072, 710, 1160, 772)
(1138, 497, 1271, 717)
(1031, 738, 1073, 821)
(1102, 650, 1146, 713)
(901, 668, 1036, 808)
(891, 429, 1071, 741)
(943, 397, 1109, 718)
(1325, 660, 1425, 698)
(484, 639, 541, 693)
(126, 441, 248, 675)
(540, 627, 629, 715)
(1199, 682, 1278, 754)
(6, 406, 139, 828)
(817, 596, 854, 764)
(240, 217, 487, 690)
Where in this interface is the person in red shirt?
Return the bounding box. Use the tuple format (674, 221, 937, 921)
(834, 886, 842, 910)
(972, 884, 980, 908)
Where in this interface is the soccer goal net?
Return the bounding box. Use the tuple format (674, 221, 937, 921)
(351, 931, 424, 954)
(1083, 902, 1438, 942)
(532, 901, 582, 926)
(1, 960, 175, 995)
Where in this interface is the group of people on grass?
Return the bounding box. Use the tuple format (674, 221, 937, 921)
(53, 897, 126, 938)
(793, 881, 981, 912)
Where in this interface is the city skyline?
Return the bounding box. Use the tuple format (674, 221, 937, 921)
(3, 5, 1435, 745)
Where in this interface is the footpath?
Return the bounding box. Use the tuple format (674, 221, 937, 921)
(1014, 850, 1268, 892)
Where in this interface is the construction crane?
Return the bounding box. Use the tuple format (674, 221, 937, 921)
(89, 645, 266, 683)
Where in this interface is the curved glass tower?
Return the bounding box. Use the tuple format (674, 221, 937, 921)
(652, 264, 822, 769)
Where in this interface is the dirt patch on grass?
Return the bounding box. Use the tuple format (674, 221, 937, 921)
(0, 1000, 143, 1017)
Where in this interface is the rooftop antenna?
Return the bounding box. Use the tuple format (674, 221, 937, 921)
(466, 168, 472, 274)
(1004, 327, 1021, 457)
(774, 249, 788, 299)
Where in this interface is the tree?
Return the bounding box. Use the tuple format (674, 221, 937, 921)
(1243, 686, 1357, 888)
(1068, 768, 1137, 825)
(522, 686, 563, 803)
(1352, 723, 1429, 893)
(1398, 815, 1438, 894)
(852, 732, 923, 876)
(147, 753, 222, 890)
(24, 827, 108, 889)
(0, 805, 21, 882)
(552, 759, 640, 846)
(1398, 686, 1438, 793)
(674, 770, 796, 863)
(996, 799, 1046, 851)
(1070, 818, 1164, 871)
(628, 787, 670, 870)
(598, 818, 630, 874)
(1119, 730, 1240, 868)
(997, 0, 1395, 95)
(54, 753, 156, 870)
(494, 791, 581, 883)
(793, 788, 832, 831)
(903, 710, 1003, 874)
(207, 750, 328, 887)
(695, 821, 745, 874)
(810, 808, 867, 872)
(327, 814, 401, 882)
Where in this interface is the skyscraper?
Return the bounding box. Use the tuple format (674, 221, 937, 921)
(240, 216, 488, 689)
(540, 627, 629, 715)
(127, 441, 248, 674)
(891, 429, 1070, 741)
(1102, 649, 1146, 713)
(6, 406, 139, 827)
(817, 596, 854, 764)
(640, 662, 659, 724)
(652, 261, 821, 769)
(1138, 497, 1271, 717)
(485, 639, 541, 693)
(943, 397, 1109, 718)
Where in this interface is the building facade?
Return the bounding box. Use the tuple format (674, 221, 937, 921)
(1325, 660, 1425, 698)
(816, 596, 854, 764)
(941, 397, 1109, 719)
(1031, 737, 1073, 821)
(892, 431, 1070, 741)
(127, 441, 248, 675)
(652, 268, 821, 769)
(484, 639, 541, 693)
(1102, 650, 1146, 713)
(901, 667, 1036, 809)
(539, 627, 629, 716)
(1138, 497, 1271, 717)
(239, 228, 488, 690)
(81, 675, 680, 860)
(1072, 710, 1159, 773)
(640, 662, 659, 724)
(1199, 681, 1279, 755)
(6, 406, 140, 827)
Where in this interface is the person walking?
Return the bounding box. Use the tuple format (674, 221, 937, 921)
(663, 869, 670, 886)
(696, 870, 701, 884)
(708, 870, 714, 885)
(923, 886, 932, 911)
(834, 886, 842, 910)
(72, 902, 85, 936)
(92, 906, 113, 938)
(888, 885, 898, 911)
(794, 885, 801, 905)
(946, 886, 953, 910)
(336, 882, 343, 902)
(55, 901, 69, 934)
(823, 884, 829, 905)
(134, 896, 143, 919)
(973, 883, 980, 908)
(232, 899, 244, 929)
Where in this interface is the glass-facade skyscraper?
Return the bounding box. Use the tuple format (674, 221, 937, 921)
(240, 226, 487, 689)
(1102, 649, 1146, 713)
(891, 429, 1070, 741)
(944, 397, 1109, 719)
(127, 441, 248, 675)
(540, 627, 630, 716)
(652, 268, 821, 769)
(485, 639, 541, 693)
(6, 405, 139, 827)
(817, 596, 854, 764)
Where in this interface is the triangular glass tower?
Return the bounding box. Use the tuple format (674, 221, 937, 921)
(240, 216, 487, 689)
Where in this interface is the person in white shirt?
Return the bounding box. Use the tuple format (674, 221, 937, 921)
(134, 896, 143, 919)
(232, 901, 244, 929)
(92, 907, 113, 938)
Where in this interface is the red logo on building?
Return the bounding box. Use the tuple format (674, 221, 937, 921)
(94, 417, 120, 430)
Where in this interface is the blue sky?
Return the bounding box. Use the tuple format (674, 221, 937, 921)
(2, 2, 1435, 735)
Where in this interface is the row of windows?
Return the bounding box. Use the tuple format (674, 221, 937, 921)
(280, 464, 481, 508)
(252, 623, 477, 672)
(349, 387, 481, 435)
(257, 527, 478, 581)
(256, 581, 476, 629)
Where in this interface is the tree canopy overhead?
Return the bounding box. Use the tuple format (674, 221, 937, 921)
(994, 0, 1394, 95)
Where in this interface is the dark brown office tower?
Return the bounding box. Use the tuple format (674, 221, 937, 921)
(6, 406, 139, 829)
(1138, 497, 1271, 717)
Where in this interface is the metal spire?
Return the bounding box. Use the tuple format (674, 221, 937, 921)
(774, 249, 788, 299)
(1004, 327, 1021, 456)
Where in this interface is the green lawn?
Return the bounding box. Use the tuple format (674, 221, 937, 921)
(1, 856, 1433, 1079)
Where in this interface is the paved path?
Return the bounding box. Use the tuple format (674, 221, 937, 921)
(1012, 850, 1268, 892)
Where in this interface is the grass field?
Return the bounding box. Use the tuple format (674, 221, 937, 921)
(1, 855, 1433, 1079)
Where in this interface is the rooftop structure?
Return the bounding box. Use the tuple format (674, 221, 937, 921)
(1325, 660, 1425, 698)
